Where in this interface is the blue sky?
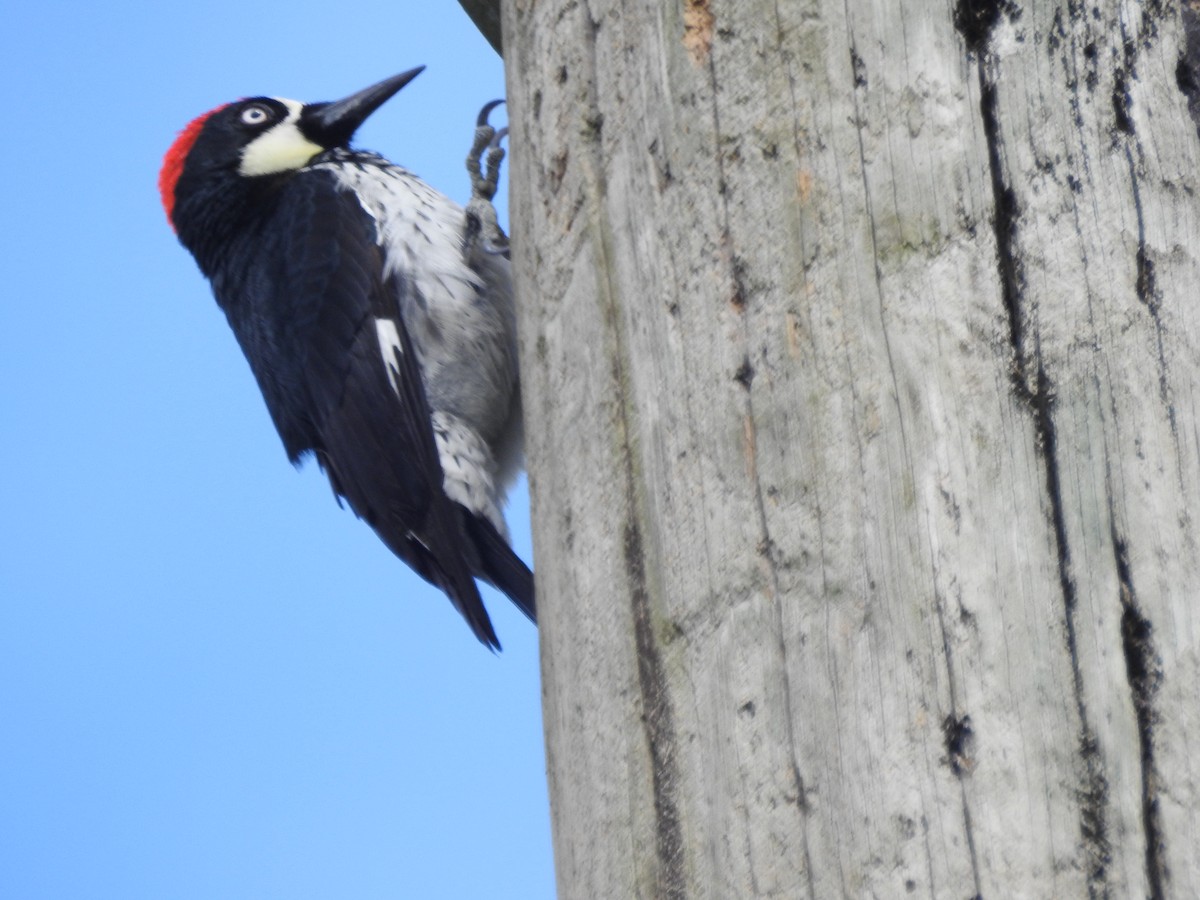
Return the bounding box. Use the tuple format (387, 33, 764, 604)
(0, 3, 552, 898)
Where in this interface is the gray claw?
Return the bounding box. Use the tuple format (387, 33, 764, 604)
(477, 99, 505, 127)
(464, 98, 510, 261)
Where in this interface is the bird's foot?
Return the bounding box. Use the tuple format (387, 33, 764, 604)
(463, 100, 509, 258)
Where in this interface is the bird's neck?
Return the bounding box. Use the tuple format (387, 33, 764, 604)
(173, 172, 283, 279)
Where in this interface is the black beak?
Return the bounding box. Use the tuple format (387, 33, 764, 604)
(302, 67, 425, 148)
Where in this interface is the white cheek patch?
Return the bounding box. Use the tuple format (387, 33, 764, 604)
(375, 318, 404, 394)
(238, 99, 323, 176)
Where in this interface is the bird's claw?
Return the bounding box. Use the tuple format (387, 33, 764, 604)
(476, 99, 505, 128)
(467, 99, 506, 203)
(464, 99, 509, 259)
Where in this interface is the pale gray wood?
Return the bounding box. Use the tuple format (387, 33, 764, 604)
(502, 0, 1200, 896)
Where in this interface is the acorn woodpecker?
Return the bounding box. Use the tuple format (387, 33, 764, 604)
(159, 69, 532, 648)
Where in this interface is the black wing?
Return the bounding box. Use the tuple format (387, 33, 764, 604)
(241, 170, 501, 648)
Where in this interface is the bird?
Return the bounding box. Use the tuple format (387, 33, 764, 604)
(158, 68, 533, 649)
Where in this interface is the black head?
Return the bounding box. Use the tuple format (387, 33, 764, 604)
(159, 68, 425, 230)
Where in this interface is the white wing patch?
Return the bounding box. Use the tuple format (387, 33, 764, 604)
(433, 411, 506, 537)
(374, 317, 404, 393)
(322, 157, 482, 323)
(377, 315, 505, 533)
(239, 100, 323, 177)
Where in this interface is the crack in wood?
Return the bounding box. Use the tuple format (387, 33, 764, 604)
(1177, 2, 1200, 135)
(953, 0, 1019, 54)
(956, 7, 1114, 893)
(978, 72, 1030, 397)
(1032, 283, 1114, 900)
(933, 585, 983, 895)
(1111, 528, 1168, 900)
(1124, 144, 1179, 449)
(702, 31, 817, 897)
(942, 713, 975, 776)
(847, 12, 986, 892)
(1111, 50, 1136, 136)
(575, 9, 686, 895)
(624, 521, 688, 900)
(1106, 46, 1170, 900)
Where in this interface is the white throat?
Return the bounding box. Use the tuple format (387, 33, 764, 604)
(238, 99, 323, 176)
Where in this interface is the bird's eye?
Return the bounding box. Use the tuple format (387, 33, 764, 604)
(240, 105, 273, 126)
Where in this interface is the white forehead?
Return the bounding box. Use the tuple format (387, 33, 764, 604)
(274, 98, 304, 120)
(238, 99, 322, 177)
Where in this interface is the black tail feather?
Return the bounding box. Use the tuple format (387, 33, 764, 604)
(460, 508, 536, 624)
(403, 531, 502, 650)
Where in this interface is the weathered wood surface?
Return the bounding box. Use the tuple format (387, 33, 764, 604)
(501, 0, 1200, 896)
